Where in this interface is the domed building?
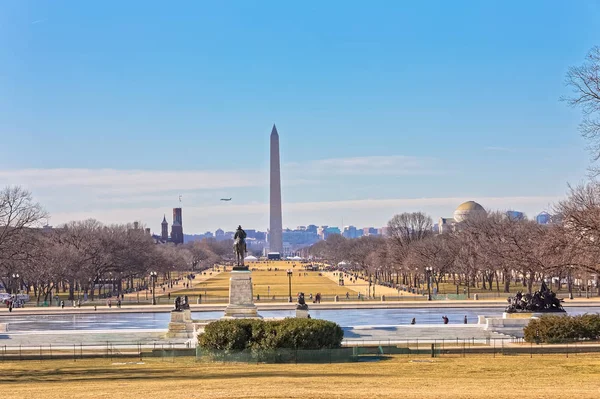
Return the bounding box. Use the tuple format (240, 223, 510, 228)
(437, 201, 486, 234)
(453, 201, 486, 223)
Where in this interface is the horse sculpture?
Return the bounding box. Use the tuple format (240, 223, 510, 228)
(505, 281, 564, 313)
(233, 225, 247, 269)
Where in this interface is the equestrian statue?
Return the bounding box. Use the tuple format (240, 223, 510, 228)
(233, 225, 248, 270)
(505, 281, 565, 313)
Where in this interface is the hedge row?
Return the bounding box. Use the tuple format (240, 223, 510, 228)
(524, 314, 600, 343)
(198, 318, 344, 350)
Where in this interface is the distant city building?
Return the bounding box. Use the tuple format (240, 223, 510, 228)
(306, 225, 318, 234)
(377, 226, 389, 237)
(215, 229, 224, 240)
(438, 217, 455, 234)
(506, 210, 525, 221)
(362, 227, 379, 236)
(317, 226, 328, 240)
(283, 228, 319, 246)
(283, 242, 292, 256)
(343, 225, 363, 239)
(536, 212, 552, 225)
(323, 226, 341, 239)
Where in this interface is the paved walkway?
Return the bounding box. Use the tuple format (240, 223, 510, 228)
(0, 330, 187, 348)
(342, 325, 511, 344)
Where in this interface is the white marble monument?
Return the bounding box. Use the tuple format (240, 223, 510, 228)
(223, 270, 261, 318)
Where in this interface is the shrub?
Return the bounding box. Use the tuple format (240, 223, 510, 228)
(524, 314, 600, 343)
(198, 318, 344, 351)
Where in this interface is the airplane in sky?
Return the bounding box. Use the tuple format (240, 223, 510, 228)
(220, 198, 232, 201)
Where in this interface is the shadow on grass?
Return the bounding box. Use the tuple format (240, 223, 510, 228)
(0, 368, 380, 384)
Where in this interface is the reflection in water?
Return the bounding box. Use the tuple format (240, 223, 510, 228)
(0, 307, 598, 332)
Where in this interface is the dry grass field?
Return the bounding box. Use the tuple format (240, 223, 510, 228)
(171, 263, 359, 299)
(1, 355, 599, 398)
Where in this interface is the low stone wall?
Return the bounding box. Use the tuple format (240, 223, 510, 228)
(478, 313, 539, 338)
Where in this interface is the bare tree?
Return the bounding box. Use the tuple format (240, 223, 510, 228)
(387, 212, 433, 285)
(185, 241, 219, 271)
(0, 186, 46, 262)
(564, 46, 600, 173)
(407, 234, 458, 292)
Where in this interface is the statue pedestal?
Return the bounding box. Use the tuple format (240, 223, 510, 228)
(166, 308, 194, 338)
(503, 312, 542, 319)
(223, 270, 260, 318)
(296, 309, 309, 318)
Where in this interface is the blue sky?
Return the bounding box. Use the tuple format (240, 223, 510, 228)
(1, 0, 598, 233)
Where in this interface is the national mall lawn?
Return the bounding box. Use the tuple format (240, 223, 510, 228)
(166, 260, 416, 301)
(2, 355, 599, 399)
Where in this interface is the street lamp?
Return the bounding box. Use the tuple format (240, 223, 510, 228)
(287, 269, 293, 302)
(568, 266, 574, 300)
(150, 271, 158, 305)
(11, 273, 19, 295)
(425, 267, 432, 301)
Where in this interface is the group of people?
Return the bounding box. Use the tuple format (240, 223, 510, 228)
(106, 299, 122, 308)
(408, 315, 469, 325)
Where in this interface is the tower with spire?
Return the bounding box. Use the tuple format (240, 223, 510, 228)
(269, 124, 284, 254)
(170, 207, 184, 244)
(161, 215, 168, 241)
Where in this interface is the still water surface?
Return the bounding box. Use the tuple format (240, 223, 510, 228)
(1, 306, 598, 332)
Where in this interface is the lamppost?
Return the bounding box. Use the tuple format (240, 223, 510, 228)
(425, 267, 432, 301)
(150, 271, 157, 305)
(11, 273, 19, 295)
(287, 270, 293, 302)
(568, 266, 574, 300)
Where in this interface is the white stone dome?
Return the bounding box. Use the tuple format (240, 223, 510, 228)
(453, 201, 485, 222)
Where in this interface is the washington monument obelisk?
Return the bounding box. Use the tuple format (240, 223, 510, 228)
(269, 124, 283, 254)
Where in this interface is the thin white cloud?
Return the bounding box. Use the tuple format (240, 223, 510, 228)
(285, 155, 442, 176)
(31, 19, 47, 24)
(0, 155, 438, 198)
(0, 168, 262, 195)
